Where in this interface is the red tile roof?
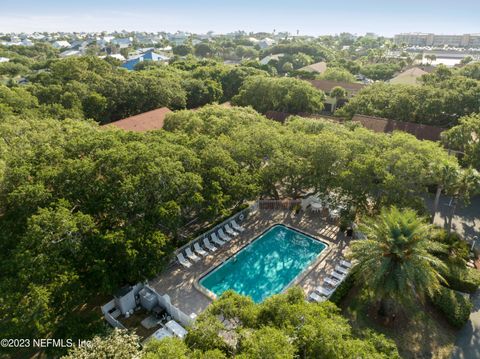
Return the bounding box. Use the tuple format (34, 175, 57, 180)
(104, 107, 172, 132)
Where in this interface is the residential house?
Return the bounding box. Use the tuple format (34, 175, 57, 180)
(121, 50, 170, 70)
(112, 37, 133, 49)
(10, 39, 34, 46)
(0, 57, 10, 63)
(59, 50, 81, 58)
(389, 67, 429, 85)
(169, 32, 189, 46)
(158, 46, 172, 52)
(52, 40, 71, 49)
(98, 54, 126, 61)
(31, 33, 46, 41)
(298, 61, 327, 74)
(259, 53, 284, 65)
(135, 33, 162, 44)
(258, 38, 275, 49)
(307, 79, 366, 112)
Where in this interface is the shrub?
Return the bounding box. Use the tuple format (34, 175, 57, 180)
(430, 287, 472, 327)
(445, 268, 480, 294)
(330, 273, 355, 305)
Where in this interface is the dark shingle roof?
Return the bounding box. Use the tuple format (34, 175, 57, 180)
(351, 114, 445, 141)
(307, 80, 365, 94)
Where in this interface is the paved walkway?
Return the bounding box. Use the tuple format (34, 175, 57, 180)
(426, 195, 480, 358)
(426, 194, 480, 241)
(451, 290, 480, 359)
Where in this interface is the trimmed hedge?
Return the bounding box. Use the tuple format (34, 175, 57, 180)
(430, 287, 472, 327)
(330, 273, 355, 305)
(445, 268, 480, 294)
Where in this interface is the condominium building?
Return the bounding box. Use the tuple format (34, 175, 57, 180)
(394, 33, 480, 47)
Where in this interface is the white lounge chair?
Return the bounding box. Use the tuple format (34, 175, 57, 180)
(315, 285, 334, 297)
(335, 265, 349, 275)
(231, 219, 245, 232)
(329, 210, 340, 220)
(331, 271, 346, 281)
(224, 224, 238, 236)
(194, 242, 208, 257)
(218, 229, 231, 242)
(203, 238, 217, 252)
(185, 247, 200, 262)
(177, 253, 192, 268)
(309, 292, 326, 302)
(325, 277, 341, 287)
(211, 233, 225, 246)
(340, 260, 352, 269)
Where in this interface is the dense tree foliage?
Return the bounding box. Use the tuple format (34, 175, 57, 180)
(0, 54, 272, 124)
(319, 67, 356, 83)
(232, 76, 325, 114)
(359, 63, 401, 81)
(63, 329, 140, 359)
(0, 105, 459, 348)
(442, 113, 480, 170)
(0, 39, 473, 356)
(340, 64, 480, 127)
(263, 41, 335, 62)
(65, 289, 400, 358)
(173, 44, 193, 56)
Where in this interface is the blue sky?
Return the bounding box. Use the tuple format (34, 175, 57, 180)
(0, 0, 479, 36)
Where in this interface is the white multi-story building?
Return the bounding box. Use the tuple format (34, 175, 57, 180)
(394, 33, 480, 47)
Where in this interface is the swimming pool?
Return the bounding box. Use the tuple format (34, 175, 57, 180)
(199, 224, 327, 303)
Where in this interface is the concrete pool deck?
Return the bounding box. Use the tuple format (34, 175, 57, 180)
(149, 208, 351, 317)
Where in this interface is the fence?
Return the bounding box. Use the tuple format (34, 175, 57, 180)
(258, 199, 301, 210)
(101, 284, 193, 330)
(174, 202, 258, 256)
(101, 299, 126, 329)
(145, 285, 193, 327)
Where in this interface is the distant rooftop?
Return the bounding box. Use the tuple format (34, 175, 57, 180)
(299, 61, 327, 73)
(307, 79, 365, 94)
(351, 114, 445, 142)
(389, 67, 429, 85)
(104, 107, 172, 132)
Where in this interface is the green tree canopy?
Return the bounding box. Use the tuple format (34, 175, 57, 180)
(173, 44, 194, 56)
(232, 76, 325, 114)
(442, 113, 480, 170)
(319, 67, 356, 83)
(349, 207, 447, 315)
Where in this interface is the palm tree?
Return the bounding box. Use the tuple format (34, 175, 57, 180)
(445, 167, 480, 233)
(329, 86, 347, 113)
(349, 206, 447, 317)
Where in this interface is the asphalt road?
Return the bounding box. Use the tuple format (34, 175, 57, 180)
(426, 195, 480, 358)
(426, 194, 480, 243)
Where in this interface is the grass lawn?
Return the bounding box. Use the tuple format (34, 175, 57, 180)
(340, 286, 458, 359)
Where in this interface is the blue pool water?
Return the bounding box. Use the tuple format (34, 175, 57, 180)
(199, 224, 327, 303)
